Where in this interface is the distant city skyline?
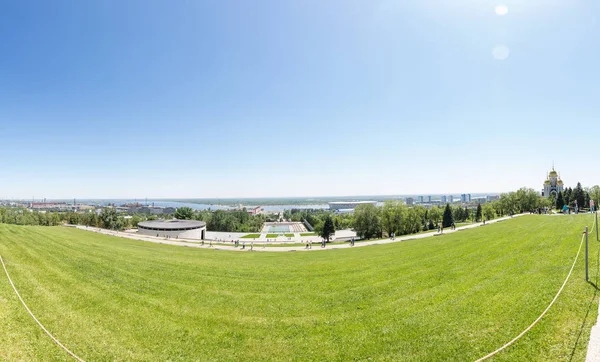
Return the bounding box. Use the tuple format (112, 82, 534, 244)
(1, 1, 599, 198)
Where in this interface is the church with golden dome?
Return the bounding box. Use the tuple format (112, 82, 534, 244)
(542, 166, 564, 198)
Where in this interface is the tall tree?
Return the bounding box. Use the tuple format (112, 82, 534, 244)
(590, 186, 600, 210)
(320, 215, 335, 242)
(476, 203, 483, 222)
(574, 182, 585, 209)
(175, 207, 194, 220)
(564, 187, 573, 205)
(556, 191, 565, 211)
(353, 204, 381, 239)
(482, 204, 496, 221)
(100, 208, 123, 230)
(549, 192, 557, 208)
(442, 203, 454, 228)
(381, 200, 404, 237)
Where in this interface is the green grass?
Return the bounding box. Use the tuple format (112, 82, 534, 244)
(240, 233, 260, 239)
(0, 215, 598, 361)
(265, 233, 280, 238)
(284, 233, 294, 237)
(300, 232, 316, 236)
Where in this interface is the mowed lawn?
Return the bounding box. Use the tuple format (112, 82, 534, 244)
(0, 215, 598, 361)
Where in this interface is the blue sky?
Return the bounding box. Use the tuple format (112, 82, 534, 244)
(1, 0, 599, 199)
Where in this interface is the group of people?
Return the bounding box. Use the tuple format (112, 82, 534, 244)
(438, 223, 457, 233)
(158, 234, 178, 240)
(234, 240, 253, 250)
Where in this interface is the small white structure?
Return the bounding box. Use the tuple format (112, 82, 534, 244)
(137, 219, 206, 239)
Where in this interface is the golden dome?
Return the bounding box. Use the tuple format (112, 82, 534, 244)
(549, 170, 558, 177)
(544, 180, 551, 185)
(557, 180, 564, 185)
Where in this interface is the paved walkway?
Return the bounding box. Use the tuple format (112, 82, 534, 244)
(71, 214, 526, 252)
(586, 212, 600, 362)
(587, 306, 600, 362)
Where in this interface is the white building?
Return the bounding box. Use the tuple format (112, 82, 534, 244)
(542, 166, 564, 198)
(137, 219, 207, 239)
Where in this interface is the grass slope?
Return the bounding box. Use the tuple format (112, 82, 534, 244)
(0, 215, 598, 361)
(240, 234, 260, 239)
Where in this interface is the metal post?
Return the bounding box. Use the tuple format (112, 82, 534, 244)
(586, 226, 589, 281)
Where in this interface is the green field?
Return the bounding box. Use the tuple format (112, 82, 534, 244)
(284, 234, 294, 237)
(240, 233, 260, 239)
(300, 232, 316, 236)
(0, 215, 598, 361)
(265, 233, 280, 238)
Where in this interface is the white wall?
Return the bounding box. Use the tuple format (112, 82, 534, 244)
(138, 227, 205, 240)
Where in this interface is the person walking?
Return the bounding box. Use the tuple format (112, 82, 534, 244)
(250, 242, 253, 251)
(242, 241, 246, 249)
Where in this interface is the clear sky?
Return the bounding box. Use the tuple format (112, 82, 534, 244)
(1, 0, 599, 199)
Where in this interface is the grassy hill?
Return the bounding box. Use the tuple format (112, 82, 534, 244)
(0, 214, 597, 361)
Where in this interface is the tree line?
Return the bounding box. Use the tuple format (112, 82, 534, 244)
(2, 183, 599, 237)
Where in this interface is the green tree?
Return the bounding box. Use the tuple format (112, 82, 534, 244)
(590, 186, 600, 210)
(381, 200, 405, 236)
(442, 204, 453, 228)
(320, 215, 335, 242)
(353, 204, 381, 239)
(573, 182, 585, 209)
(548, 192, 557, 208)
(429, 206, 443, 226)
(482, 204, 495, 221)
(402, 207, 423, 234)
(130, 215, 141, 228)
(100, 208, 123, 230)
(48, 212, 60, 226)
(556, 191, 565, 211)
(476, 203, 483, 222)
(175, 207, 194, 220)
(564, 187, 573, 206)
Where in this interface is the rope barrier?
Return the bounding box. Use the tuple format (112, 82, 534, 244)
(475, 227, 587, 361)
(0, 255, 85, 362)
